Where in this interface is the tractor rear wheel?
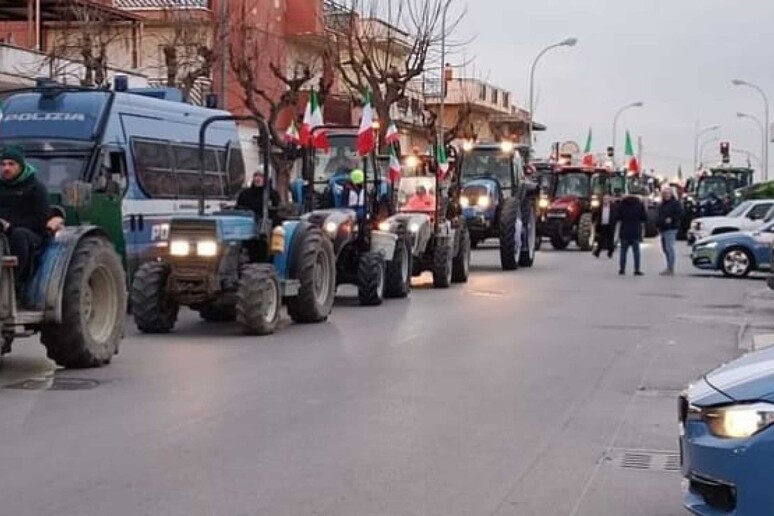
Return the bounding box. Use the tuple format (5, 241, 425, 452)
(578, 212, 595, 251)
(519, 203, 537, 267)
(499, 198, 521, 270)
(452, 224, 471, 283)
(236, 264, 280, 335)
(131, 262, 178, 334)
(41, 236, 126, 368)
(432, 237, 453, 288)
(357, 252, 385, 306)
(286, 227, 336, 323)
(386, 237, 412, 298)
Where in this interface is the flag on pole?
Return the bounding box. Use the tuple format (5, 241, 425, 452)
(582, 127, 594, 167)
(436, 143, 449, 180)
(388, 145, 402, 184)
(300, 90, 328, 149)
(384, 120, 400, 145)
(284, 120, 300, 145)
(624, 130, 639, 174)
(356, 91, 376, 156)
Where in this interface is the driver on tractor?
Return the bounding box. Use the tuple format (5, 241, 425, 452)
(404, 183, 436, 212)
(0, 145, 51, 284)
(345, 169, 366, 209)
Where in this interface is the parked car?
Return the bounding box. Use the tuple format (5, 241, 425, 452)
(679, 345, 774, 514)
(688, 199, 774, 244)
(691, 221, 774, 277)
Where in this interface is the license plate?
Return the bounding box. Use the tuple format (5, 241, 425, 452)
(548, 213, 566, 218)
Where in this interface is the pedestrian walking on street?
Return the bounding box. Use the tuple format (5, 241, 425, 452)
(593, 194, 617, 258)
(614, 194, 648, 276)
(656, 185, 683, 276)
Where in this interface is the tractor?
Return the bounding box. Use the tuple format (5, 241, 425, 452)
(0, 195, 126, 368)
(678, 173, 738, 240)
(291, 126, 410, 306)
(379, 146, 471, 287)
(458, 141, 538, 270)
(531, 160, 558, 250)
(130, 116, 336, 335)
(543, 164, 603, 251)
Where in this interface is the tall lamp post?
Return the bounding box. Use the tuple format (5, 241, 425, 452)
(437, 0, 453, 153)
(733, 79, 770, 181)
(611, 101, 643, 166)
(737, 111, 766, 179)
(693, 124, 720, 173)
(527, 37, 578, 159)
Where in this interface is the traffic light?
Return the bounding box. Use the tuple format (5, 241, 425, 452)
(720, 141, 730, 164)
(606, 146, 614, 158)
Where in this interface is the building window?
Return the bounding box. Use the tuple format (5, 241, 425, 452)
(503, 92, 510, 108)
(479, 84, 487, 101)
(491, 88, 498, 105)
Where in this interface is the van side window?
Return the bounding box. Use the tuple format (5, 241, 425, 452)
(227, 147, 246, 197)
(172, 145, 225, 198)
(132, 138, 176, 198)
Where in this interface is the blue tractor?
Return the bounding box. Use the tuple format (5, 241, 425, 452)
(0, 203, 127, 368)
(458, 141, 539, 270)
(291, 126, 411, 306)
(130, 116, 336, 335)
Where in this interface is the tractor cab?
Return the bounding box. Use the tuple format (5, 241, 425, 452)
(543, 164, 603, 251)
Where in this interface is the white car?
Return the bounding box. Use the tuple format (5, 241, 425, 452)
(688, 199, 774, 243)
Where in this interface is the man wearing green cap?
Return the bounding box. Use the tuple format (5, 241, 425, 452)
(346, 169, 365, 208)
(0, 145, 50, 282)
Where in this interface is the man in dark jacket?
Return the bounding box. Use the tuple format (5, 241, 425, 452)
(593, 194, 617, 258)
(236, 172, 280, 219)
(0, 146, 50, 283)
(656, 185, 683, 275)
(614, 194, 648, 275)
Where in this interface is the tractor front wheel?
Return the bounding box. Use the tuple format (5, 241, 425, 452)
(452, 224, 471, 283)
(41, 236, 126, 368)
(432, 238, 453, 288)
(236, 264, 281, 335)
(386, 237, 412, 298)
(577, 212, 595, 251)
(131, 262, 179, 334)
(519, 203, 537, 267)
(286, 227, 336, 323)
(357, 252, 386, 306)
(499, 198, 521, 270)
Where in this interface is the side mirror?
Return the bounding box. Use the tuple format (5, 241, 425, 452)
(62, 180, 92, 208)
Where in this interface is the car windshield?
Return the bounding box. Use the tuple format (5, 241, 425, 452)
(555, 172, 590, 198)
(396, 176, 437, 213)
(460, 149, 512, 186)
(727, 201, 752, 218)
(697, 177, 729, 199)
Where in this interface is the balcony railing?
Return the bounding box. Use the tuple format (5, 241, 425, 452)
(114, 0, 211, 10)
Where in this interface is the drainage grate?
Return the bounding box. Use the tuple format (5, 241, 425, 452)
(5, 377, 100, 391)
(605, 449, 680, 473)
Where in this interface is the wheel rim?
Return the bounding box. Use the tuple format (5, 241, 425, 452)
(313, 250, 332, 306)
(514, 218, 523, 258)
(82, 264, 117, 344)
(723, 250, 750, 276)
(376, 262, 385, 298)
(400, 245, 409, 284)
(263, 278, 279, 323)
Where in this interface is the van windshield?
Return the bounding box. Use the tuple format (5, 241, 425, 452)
(1, 139, 92, 193)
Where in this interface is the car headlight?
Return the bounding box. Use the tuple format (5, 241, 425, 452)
(699, 241, 718, 249)
(477, 196, 491, 208)
(702, 402, 774, 439)
(196, 240, 218, 257)
(538, 197, 549, 209)
(325, 221, 339, 235)
(460, 197, 470, 208)
(170, 240, 190, 256)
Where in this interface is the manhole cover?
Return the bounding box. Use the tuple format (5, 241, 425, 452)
(604, 449, 680, 473)
(5, 377, 100, 391)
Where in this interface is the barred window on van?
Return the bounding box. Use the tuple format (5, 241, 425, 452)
(132, 139, 176, 198)
(226, 147, 246, 197)
(172, 144, 225, 198)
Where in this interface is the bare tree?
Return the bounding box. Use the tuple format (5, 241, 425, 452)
(327, 0, 466, 138)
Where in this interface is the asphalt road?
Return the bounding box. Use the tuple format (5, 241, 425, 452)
(0, 240, 759, 516)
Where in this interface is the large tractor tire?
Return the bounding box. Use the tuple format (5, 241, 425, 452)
(519, 203, 537, 267)
(577, 212, 595, 251)
(357, 252, 386, 306)
(550, 233, 571, 250)
(198, 302, 236, 322)
(452, 224, 471, 283)
(41, 236, 126, 368)
(432, 238, 453, 288)
(499, 198, 522, 270)
(130, 262, 179, 334)
(385, 236, 412, 298)
(286, 227, 336, 323)
(236, 263, 281, 335)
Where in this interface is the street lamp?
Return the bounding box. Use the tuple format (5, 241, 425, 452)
(733, 79, 770, 181)
(737, 111, 766, 176)
(527, 37, 578, 159)
(692, 124, 720, 173)
(611, 101, 643, 166)
(437, 0, 453, 153)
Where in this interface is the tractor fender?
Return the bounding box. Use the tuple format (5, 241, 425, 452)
(381, 213, 433, 255)
(272, 219, 302, 280)
(301, 209, 358, 256)
(24, 226, 110, 323)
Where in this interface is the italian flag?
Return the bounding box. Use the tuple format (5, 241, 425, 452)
(624, 130, 639, 174)
(436, 143, 449, 180)
(582, 127, 594, 167)
(356, 91, 376, 156)
(388, 145, 401, 184)
(384, 120, 400, 145)
(300, 90, 328, 149)
(284, 120, 300, 145)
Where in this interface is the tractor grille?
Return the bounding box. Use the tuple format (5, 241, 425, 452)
(169, 219, 218, 242)
(168, 219, 219, 289)
(463, 185, 488, 206)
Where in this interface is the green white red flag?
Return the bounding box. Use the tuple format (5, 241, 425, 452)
(582, 127, 594, 167)
(384, 121, 400, 145)
(300, 90, 328, 149)
(436, 143, 449, 180)
(388, 145, 401, 184)
(624, 130, 639, 174)
(284, 120, 300, 145)
(356, 91, 376, 156)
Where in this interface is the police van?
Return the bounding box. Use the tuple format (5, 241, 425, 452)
(0, 78, 247, 281)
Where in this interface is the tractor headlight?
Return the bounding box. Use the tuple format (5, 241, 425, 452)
(325, 221, 339, 235)
(477, 196, 491, 208)
(196, 240, 218, 257)
(378, 221, 390, 232)
(591, 198, 601, 209)
(460, 196, 470, 208)
(170, 240, 191, 256)
(409, 223, 420, 233)
(538, 197, 549, 209)
(702, 402, 774, 439)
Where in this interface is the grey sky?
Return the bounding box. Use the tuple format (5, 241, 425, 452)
(457, 0, 774, 178)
